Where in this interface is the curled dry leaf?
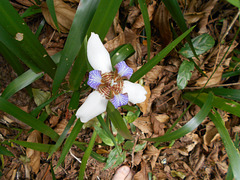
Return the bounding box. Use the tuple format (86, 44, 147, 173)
(198, 0, 218, 34)
(104, 32, 125, 52)
(144, 145, 160, 169)
(137, 85, 151, 115)
(195, 66, 223, 87)
(144, 65, 163, 85)
(41, 0, 76, 33)
(153, 2, 172, 46)
(26, 130, 41, 174)
(150, 114, 168, 136)
(133, 1, 156, 29)
(133, 161, 149, 180)
(184, 12, 205, 24)
(203, 121, 220, 146)
(54, 119, 73, 135)
(133, 116, 153, 134)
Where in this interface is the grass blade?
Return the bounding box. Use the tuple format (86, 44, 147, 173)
(11, 140, 52, 152)
(52, 0, 100, 94)
(56, 120, 83, 168)
(0, 146, 14, 157)
(46, 0, 60, 31)
(130, 26, 195, 82)
(204, 88, 240, 102)
(0, 0, 56, 78)
(0, 97, 59, 141)
(138, 0, 151, 60)
(1, 70, 43, 100)
(107, 102, 133, 140)
(183, 92, 240, 117)
(78, 130, 97, 180)
(145, 92, 213, 142)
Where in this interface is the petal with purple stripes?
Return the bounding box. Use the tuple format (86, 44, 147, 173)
(87, 70, 102, 89)
(110, 93, 128, 108)
(114, 61, 133, 79)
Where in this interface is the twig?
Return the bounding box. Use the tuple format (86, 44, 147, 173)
(69, 148, 82, 164)
(185, 82, 240, 90)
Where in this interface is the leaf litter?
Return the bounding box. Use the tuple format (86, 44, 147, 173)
(0, 0, 240, 179)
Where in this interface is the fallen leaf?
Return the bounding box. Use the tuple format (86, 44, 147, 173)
(54, 119, 73, 135)
(133, 117, 153, 134)
(184, 12, 205, 24)
(133, 161, 149, 180)
(137, 86, 151, 115)
(195, 66, 223, 87)
(41, 0, 76, 33)
(144, 145, 160, 169)
(26, 130, 41, 174)
(16, 0, 35, 6)
(144, 65, 163, 85)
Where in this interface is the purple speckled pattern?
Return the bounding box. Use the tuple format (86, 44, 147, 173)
(110, 93, 128, 108)
(87, 70, 102, 89)
(114, 61, 133, 79)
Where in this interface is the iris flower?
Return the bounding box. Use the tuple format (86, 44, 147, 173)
(76, 32, 147, 123)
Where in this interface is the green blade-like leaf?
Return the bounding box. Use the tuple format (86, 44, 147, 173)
(138, 0, 151, 60)
(78, 130, 97, 179)
(46, 0, 60, 31)
(177, 60, 194, 89)
(0, 0, 56, 78)
(0, 42, 25, 76)
(179, 34, 215, 58)
(56, 120, 83, 168)
(103, 147, 126, 170)
(48, 114, 76, 158)
(86, 0, 123, 40)
(52, 0, 100, 94)
(227, 0, 240, 8)
(0, 145, 14, 157)
(69, 37, 88, 91)
(11, 140, 52, 152)
(204, 88, 240, 102)
(209, 110, 240, 180)
(130, 26, 195, 82)
(110, 44, 135, 67)
(0, 97, 59, 141)
(74, 143, 106, 162)
(145, 92, 213, 142)
(183, 92, 240, 117)
(1, 70, 43, 100)
(107, 102, 133, 140)
(21, 5, 42, 18)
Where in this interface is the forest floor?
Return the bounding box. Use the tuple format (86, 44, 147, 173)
(1, 0, 240, 179)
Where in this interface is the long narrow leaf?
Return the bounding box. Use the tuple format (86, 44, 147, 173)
(204, 88, 240, 102)
(145, 92, 213, 142)
(78, 130, 97, 180)
(52, 0, 100, 94)
(138, 0, 151, 60)
(130, 26, 195, 82)
(46, 0, 60, 31)
(107, 102, 133, 140)
(0, 97, 59, 141)
(11, 140, 52, 152)
(183, 92, 240, 117)
(0, 0, 56, 78)
(1, 70, 43, 100)
(56, 120, 83, 168)
(209, 110, 240, 180)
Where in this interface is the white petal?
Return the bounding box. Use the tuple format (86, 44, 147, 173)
(76, 91, 108, 123)
(87, 32, 113, 73)
(122, 81, 147, 104)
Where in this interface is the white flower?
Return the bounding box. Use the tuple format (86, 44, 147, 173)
(76, 32, 147, 123)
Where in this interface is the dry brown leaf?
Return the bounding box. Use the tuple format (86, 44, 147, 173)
(41, 0, 76, 33)
(144, 145, 160, 169)
(49, 109, 62, 127)
(137, 85, 151, 115)
(144, 65, 163, 85)
(26, 130, 41, 174)
(133, 161, 149, 180)
(133, 117, 153, 134)
(16, 0, 35, 6)
(134, 150, 143, 166)
(195, 67, 223, 87)
(153, 2, 172, 46)
(133, 1, 156, 29)
(150, 114, 167, 136)
(198, 0, 218, 33)
(204, 121, 220, 146)
(184, 12, 205, 24)
(104, 32, 125, 52)
(54, 119, 73, 135)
